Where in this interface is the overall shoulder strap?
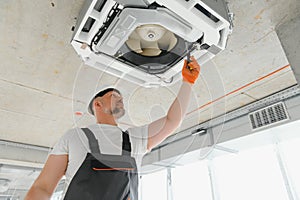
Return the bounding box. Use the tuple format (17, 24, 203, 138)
(122, 131, 132, 156)
(81, 128, 100, 154)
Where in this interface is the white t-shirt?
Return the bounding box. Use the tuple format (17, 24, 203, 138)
(50, 123, 149, 188)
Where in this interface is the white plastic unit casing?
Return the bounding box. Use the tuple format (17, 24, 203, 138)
(71, 0, 232, 87)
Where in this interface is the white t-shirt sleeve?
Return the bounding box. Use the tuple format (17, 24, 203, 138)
(127, 124, 149, 156)
(50, 130, 73, 155)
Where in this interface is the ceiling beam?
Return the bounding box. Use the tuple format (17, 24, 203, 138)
(0, 140, 49, 166)
(142, 86, 300, 171)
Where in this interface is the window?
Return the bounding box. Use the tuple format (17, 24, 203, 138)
(141, 169, 167, 200)
(140, 120, 300, 200)
(279, 137, 300, 198)
(172, 160, 213, 200)
(212, 145, 289, 200)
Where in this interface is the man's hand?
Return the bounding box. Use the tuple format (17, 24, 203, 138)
(182, 56, 200, 84)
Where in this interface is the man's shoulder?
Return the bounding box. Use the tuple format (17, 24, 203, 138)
(126, 124, 148, 139)
(61, 127, 84, 139)
(126, 124, 148, 132)
(65, 124, 97, 135)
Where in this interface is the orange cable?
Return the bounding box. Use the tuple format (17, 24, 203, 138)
(186, 64, 291, 116)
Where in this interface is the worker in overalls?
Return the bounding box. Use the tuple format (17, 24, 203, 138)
(25, 57, 200, 200)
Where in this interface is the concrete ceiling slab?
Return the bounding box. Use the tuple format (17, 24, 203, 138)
(1, 0, 300, 197)
(1, 0, 299, 147)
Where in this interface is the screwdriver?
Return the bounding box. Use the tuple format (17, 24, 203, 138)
(186, 43, 197, 70)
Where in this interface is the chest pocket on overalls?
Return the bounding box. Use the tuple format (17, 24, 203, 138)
(63, 128, 139, 200)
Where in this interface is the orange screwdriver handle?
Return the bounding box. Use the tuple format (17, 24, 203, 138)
(182, 56, 200, 84)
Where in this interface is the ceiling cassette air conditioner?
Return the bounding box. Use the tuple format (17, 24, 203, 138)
(71, 0, 232, 87)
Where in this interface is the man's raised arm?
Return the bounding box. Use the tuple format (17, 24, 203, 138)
(147, 56, 200, 151)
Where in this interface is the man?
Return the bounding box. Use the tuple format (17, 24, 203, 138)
(25, 57, 200, 200)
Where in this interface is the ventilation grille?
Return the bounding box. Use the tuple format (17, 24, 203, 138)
(81, 0, 106, 33)
(249, 102, 289, 130)
(194, 3, 220, 23)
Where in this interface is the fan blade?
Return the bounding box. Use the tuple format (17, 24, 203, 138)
(158, 31, 177, 51)
(128, 30, 140, 40)
(140, 40, 161, 56)
(126, 30, 142, 53)
(126, 39, 143, 53)
(142, 48, 162, 56)
(167, 32, 177, 51)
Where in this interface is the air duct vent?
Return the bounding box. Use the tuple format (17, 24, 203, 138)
(248, 102, 289, 130)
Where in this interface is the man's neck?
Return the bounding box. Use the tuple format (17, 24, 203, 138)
(96, 117, 117, 126)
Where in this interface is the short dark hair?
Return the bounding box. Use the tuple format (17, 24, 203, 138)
(88, 88, 121, 115)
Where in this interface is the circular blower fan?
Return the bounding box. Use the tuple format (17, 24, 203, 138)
(126, 24, 178, 57)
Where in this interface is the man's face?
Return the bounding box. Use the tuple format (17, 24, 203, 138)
(100, 91, 125, 119)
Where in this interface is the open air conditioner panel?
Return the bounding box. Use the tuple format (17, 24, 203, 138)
(71, 0, 232, 87)
(117, 29, 194, 75)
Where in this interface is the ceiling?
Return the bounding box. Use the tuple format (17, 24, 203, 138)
(0, 0, 300, 198)
(1, 0, 299, 147)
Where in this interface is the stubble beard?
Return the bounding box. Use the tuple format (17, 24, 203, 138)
(103, 107, 125, 119)
(112, 107, 125, 119)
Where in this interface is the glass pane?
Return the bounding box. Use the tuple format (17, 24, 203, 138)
(280, 137, 300, 198)
(213, 145, 289, 200)
(141, 169, 167, 200)
(172, 160, 213, 200)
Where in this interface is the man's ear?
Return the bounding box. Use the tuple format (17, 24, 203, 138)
(94, 100, 102, 108)
(95, 97, 105, 109)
